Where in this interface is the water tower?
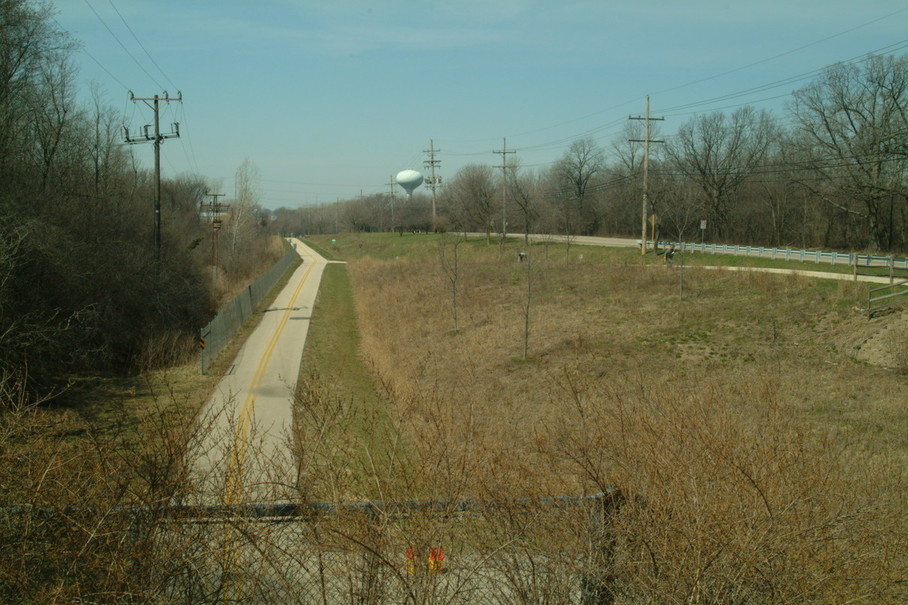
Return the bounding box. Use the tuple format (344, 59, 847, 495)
(396, 169, 424, 199)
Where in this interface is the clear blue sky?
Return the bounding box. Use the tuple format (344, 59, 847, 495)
(54, 0, 908, 210)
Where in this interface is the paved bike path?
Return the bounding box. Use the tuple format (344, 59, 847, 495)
(190, 238, 332, 504)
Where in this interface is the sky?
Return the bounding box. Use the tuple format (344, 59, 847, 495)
(53, 0, 908, 210)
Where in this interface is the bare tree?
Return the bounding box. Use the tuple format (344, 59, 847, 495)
(86, 84, 131, 199)
(438, 233, 462, 332)
(442, 164, 497, 242)
(508, 162, 542, 246)
(0, 0, 72, 175)
(663, 107, 775, 240)
(227, 158, 262, 271)
(613, 122, 646, 175)
(551, 137, 606, 235)
(789, 54, 908, 250)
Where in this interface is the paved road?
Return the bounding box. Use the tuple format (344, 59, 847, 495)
(495, 233, 900, 284)
(190, 238, 333, 504)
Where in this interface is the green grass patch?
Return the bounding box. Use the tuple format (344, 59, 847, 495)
(296, 261, 402, 497)
(299, 263, 377, 403)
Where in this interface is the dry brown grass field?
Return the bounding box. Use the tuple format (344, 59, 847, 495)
(303, 232, 907, 602)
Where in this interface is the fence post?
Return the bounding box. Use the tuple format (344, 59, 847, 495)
(853, 255, 858, 282)
(580, 490, 623, 605)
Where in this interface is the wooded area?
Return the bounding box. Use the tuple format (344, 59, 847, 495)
(281, 54, 908, 254)
(0, 1, 278, 387)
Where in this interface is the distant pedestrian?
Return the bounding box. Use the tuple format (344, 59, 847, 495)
(663, 244, 676, 266)
(518, 252, 527, 262)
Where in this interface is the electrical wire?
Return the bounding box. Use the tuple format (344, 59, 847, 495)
(653, 6, 908, 97)
(106, 0, 180, 92)
(443, 18, 908, 167)
(82, 0, 165, 90)
(72, 2, 203, 176)
(655, 38, 908, 115)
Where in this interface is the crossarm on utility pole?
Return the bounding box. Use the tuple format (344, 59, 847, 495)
(629, 96, 664, 255)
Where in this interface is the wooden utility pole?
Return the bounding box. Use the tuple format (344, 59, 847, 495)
(388, 175, 397, 232)
(201, 192, 227, 286)
(493, 137, 516, 244)
(125, 91, 182, 269)
(423, 139, 441, 232)
(629, 96, 663, 254)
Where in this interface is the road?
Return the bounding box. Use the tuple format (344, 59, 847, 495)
(189, 238, 333, 504)
(490, 232, 903, 282)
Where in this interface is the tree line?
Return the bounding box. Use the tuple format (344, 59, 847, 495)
(0, 1, 277, 386)
(286, 53, 907, 254)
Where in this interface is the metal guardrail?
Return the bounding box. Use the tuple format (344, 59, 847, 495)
(658, 241, 908, 269)
(199, 247, 299, 374)
(659, 241, 908, 316)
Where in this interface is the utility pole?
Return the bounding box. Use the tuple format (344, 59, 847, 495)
(201, 192, 227, 287)
(629, 96, 663, 255)
(125, 91, 182, 270)
(388, 175, 397, 233)
(493, 137, 515, 244)
(423, 139, 441, 232)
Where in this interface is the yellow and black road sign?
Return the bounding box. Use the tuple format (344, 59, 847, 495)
(198, 336, 206, 350)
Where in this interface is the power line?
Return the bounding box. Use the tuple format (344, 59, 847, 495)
(445, 19, 908, 167)
(654, 6, 908, 98)
(82, 0, 164, 90)
(55, 21, 131, 92)
(431, 11, 908, 171)
(97, 1, 196, 176)
(106, 0, 179, 91)
(656, 38, 908, 116)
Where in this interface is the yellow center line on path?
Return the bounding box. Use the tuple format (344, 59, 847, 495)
(226, 251, 316, 503)
(223, 248, 316, 602)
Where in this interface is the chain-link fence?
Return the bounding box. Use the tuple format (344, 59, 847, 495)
(2, 492, 621, 604)
(200, 247, 300, 374)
